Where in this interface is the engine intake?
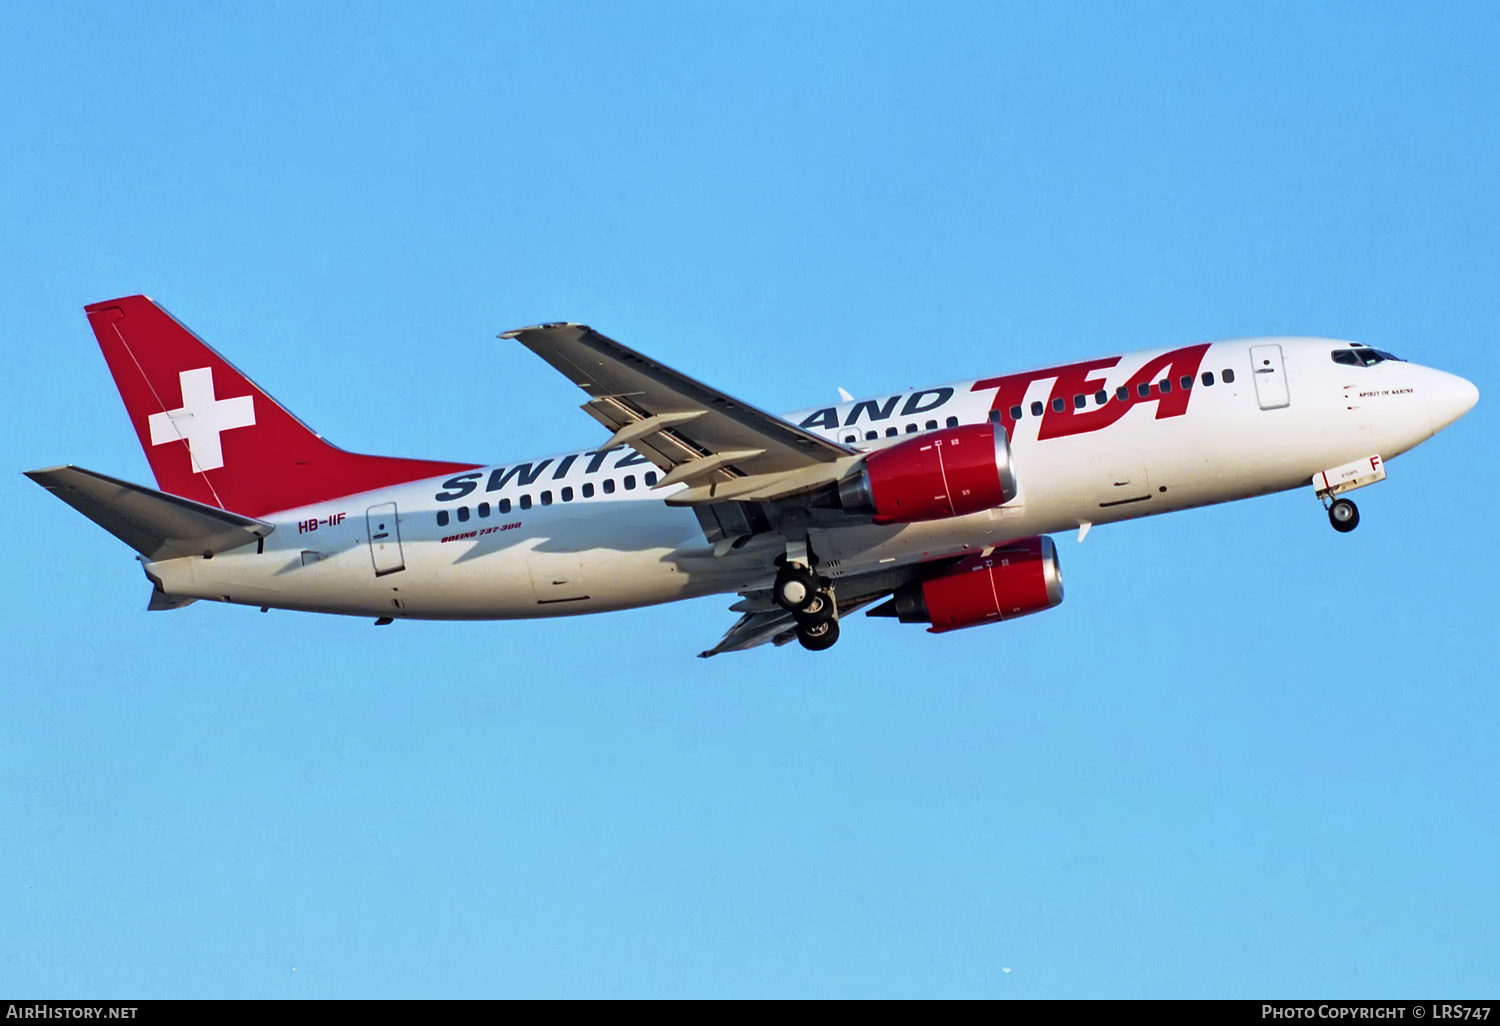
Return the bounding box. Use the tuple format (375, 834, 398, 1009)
(838, 421, 1018, 524)
(877, 535, 1063, 633)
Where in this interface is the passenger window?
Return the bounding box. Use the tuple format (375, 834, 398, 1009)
(1223, 368, 1236, 383)
(581, 483, 593, 499)
(540, 490, 552, 506)
(1138, 382, 1151, 398)
(478, 502, 491, 518)
(1030, 401, 1044, 417)
(457, 506, 470, 523)
(885, 427, 898, 438)
(865, 430, 878, 440)
(624, 475, 636, 490)
(499, 498, 512, 513)
(844, 434, 857, 443)
(946, 416, 959, 428)
(1116, 386, 1129, 402)
(603, 479, 616, 494)
(1095, 390, 1108, 406)
(925, 420, 938, 430)
(1051, 397, 1066, 413)
(1201, 371, 1215, 386)
(1180, 375, 1192, 390)
(561, 487, 573, 502)
(644, 472, 657, 486)
(905, 423, 918, 434)
(1160, 379, 1172, 393)
(1009, 405, 1023, 421)
(519, 494, 532, 510)
(1071, 394, 1085, 410)
(437, 510, 449, 527)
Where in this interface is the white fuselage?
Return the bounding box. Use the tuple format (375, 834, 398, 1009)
(143, 338, 1474, 619)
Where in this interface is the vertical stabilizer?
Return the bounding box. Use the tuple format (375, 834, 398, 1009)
(85, 296, 478, 516)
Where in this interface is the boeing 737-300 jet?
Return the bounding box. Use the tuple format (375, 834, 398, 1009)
(27, 296, 1479, 655)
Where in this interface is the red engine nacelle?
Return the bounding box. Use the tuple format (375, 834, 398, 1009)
(874, 536, 1064, 633)
(838, 422, 1018, 524)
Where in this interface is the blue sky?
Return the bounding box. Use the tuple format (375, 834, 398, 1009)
(2, 2, 1496, 998)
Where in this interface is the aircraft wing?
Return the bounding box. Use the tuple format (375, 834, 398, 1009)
(698, 608, 802, 658)
(502, 323, 861, 504)
(697, 564, 929, 657)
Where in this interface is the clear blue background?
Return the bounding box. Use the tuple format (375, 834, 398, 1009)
(2, 1, 1495, 998)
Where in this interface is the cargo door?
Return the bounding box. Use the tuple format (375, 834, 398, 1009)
(1094, 452, 1152, 509)
(528, 551, 589, 604)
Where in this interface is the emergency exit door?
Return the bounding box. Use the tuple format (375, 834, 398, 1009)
(366, 502, 406, 577)
(1249, 344, 1291, 410)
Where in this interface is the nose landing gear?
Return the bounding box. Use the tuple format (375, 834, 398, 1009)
(1313, 454, 1385, 534)
(1327, 497, 1360, 533)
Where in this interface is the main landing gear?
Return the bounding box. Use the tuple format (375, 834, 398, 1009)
(774, 555, 840, 652)
(795, 605, 840, 651)
(1327, 497, 1360, 533)
(773, 561, 818, 612)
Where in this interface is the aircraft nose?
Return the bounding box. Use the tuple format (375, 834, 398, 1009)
(1428, 370, 1479, 434)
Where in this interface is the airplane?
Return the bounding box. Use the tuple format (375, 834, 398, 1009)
(27, 295, 1479, 656)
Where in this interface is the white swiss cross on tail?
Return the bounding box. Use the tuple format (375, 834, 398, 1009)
(146, 367, 256, 472)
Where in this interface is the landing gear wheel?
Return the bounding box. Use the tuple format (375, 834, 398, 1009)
(1328, 498, 1360, 533)
(774, 563, 818, 612)
(796, 613, 840, 652)
(794, 589, 832, 623)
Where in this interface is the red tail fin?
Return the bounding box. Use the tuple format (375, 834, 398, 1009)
(86, 296, 479, 518)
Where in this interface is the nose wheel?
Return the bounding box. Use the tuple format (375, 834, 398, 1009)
(1313, 455, 1384, 534)
(1328, 497, 1359, 533)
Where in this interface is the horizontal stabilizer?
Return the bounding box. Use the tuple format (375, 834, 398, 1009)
(147, 585, 198, 611)
(25, 465, 274, 560)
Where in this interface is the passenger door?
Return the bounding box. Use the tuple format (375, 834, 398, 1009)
(366, 502, 406, 577)
(1249, 344, 1291, 410)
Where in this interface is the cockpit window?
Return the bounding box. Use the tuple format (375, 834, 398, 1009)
(1331, 346, 1403, 367)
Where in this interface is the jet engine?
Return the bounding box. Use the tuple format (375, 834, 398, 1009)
(838, 421, 1018, 524)
(872, 535, 1063, 633)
